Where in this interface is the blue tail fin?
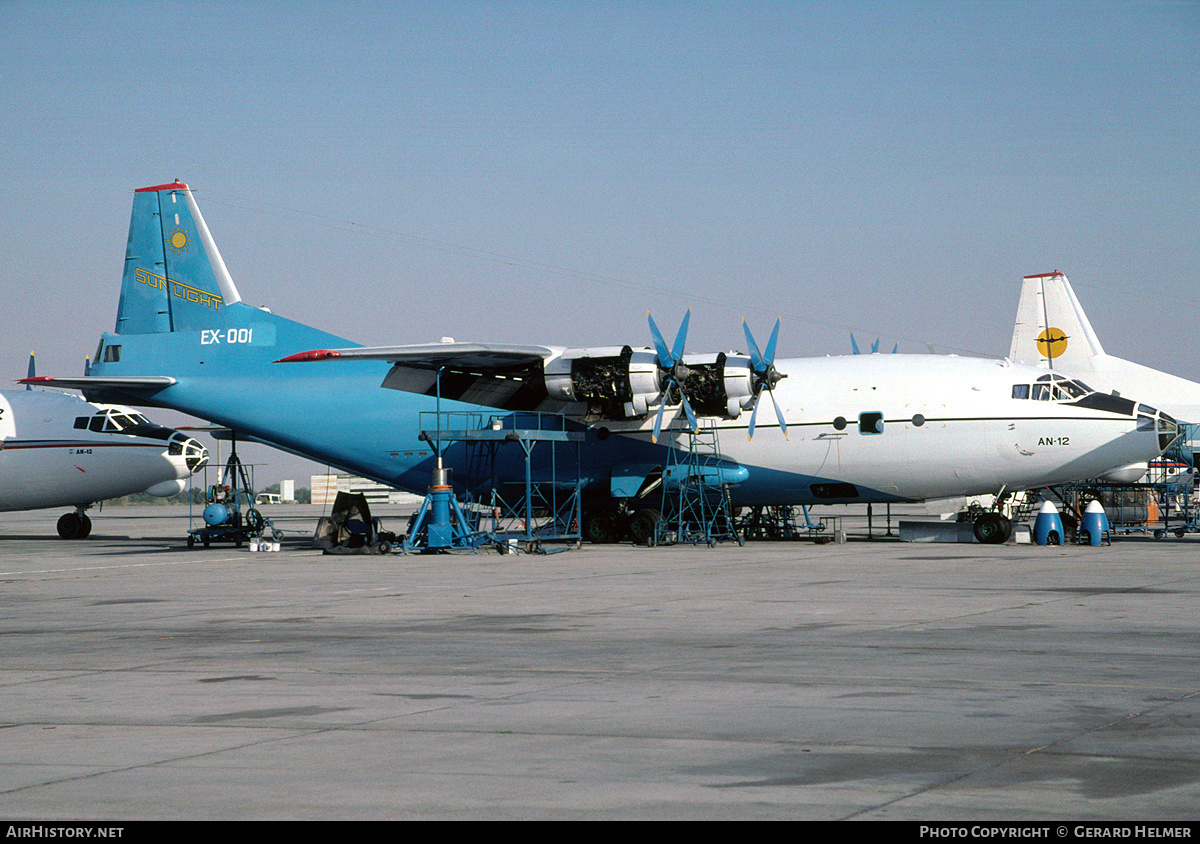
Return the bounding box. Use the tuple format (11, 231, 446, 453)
(117, 181, 242, 334)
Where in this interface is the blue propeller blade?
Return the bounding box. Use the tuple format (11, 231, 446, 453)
(671, 308, 690, 363)
(647, 311, 674, 367)
(742, 318, 787, 440)
(648, 310, 697, 439)
(763, 318, 780, 364)
(743, 320, 764, 370)
(652, 396, 668, 443)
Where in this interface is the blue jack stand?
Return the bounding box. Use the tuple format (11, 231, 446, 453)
(402, 468, 484, 554)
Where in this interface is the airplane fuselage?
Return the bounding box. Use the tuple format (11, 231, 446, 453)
(81, 313, 1166, 507)
(0, 390, 208, 511)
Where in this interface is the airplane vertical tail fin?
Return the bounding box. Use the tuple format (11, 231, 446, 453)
(116, 181, 242, 335)
(1009, 272, 1105, 373)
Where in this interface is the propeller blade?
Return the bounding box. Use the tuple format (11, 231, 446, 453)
(679, 389, 698, 433)
(25, 353, 34, 390)
(647, 311, 673, 367)
(652, 396, 668, 443)
(769, 387, 788, 438)
(671, 308, 691, 363)
(747, 399, 759, 441)
(870, 337, 880, 354)
(850, 332, 861, 355)
(743, 319, 765, 370)
(763, 318, 780, 364)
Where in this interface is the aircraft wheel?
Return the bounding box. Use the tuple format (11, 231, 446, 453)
(76, 514, 92, 539)
(627, 508, 660, 546)
(583, 510, 621, 544)
(57, 513, 81, 539)
(187, 534, 196, 549)
(972, 512, 1011, 545)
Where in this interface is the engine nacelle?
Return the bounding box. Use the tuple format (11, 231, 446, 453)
(544, 347, 757, 422)
(680, 352, 755, 419)
(544, 346, 661, 420)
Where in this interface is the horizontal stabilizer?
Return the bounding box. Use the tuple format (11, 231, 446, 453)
(19, 375, 176, 390)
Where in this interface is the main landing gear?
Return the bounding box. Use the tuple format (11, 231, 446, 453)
(57, 508, 93, 539)
(971, 511, 1012, 545)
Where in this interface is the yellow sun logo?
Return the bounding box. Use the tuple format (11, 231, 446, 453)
(1036, 327, 1068, 360)
(169, 227, 191, 253)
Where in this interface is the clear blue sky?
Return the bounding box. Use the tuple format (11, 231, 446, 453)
(1, 1, 1196, 484)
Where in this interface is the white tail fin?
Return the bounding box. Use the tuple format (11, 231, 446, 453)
(1009, 272, 1105, 374)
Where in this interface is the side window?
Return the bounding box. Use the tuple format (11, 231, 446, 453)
(103, 345, 121, 362)
(859, 412, 884, 434)
(1031, 384, 1051, 401)
(1012, 385, 1029, 399)
(74, 417, 89, 429)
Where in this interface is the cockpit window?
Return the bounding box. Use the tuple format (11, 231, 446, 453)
(88, 410, 152, 433)
(1057, 380, 1089, 400)
(1014, 374, 1093, 402)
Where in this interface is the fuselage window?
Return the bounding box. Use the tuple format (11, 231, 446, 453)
(1012, 385, 1030, 399)
(1031, 384, 1051, 401)
(859, 411, 884, 434)
(103, 345, 121, 363)
(74, 417, 89, 429)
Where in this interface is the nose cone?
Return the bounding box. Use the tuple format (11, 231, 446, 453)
(169, 433, 209, 476)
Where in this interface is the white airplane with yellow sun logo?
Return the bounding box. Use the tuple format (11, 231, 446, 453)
(1010, 271, 1200, 424)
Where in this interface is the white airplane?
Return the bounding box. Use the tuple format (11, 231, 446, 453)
(1010, 271, 1198, 483)
(1010, 271, 1200, 422)
(26, 181, 1178, 545)
(0, 389, 209, 538)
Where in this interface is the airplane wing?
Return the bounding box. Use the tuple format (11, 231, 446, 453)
(275, 343, 556, 371)
(276, 343, 560, 411)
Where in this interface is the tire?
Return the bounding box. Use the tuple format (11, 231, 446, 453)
(973, 512, 1011, 545)
(583, 510, 621, 544)
(627, 508, 660, 546)
(57, 513, 81, 540)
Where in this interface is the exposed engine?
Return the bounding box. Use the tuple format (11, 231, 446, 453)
(543, 346, 755, 422)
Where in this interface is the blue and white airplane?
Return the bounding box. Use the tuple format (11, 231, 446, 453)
(26, 181, 1179, 544)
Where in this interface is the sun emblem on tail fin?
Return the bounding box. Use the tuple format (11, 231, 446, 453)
(1036, 327, 1068, 360)
(168, 227, 191, 253)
